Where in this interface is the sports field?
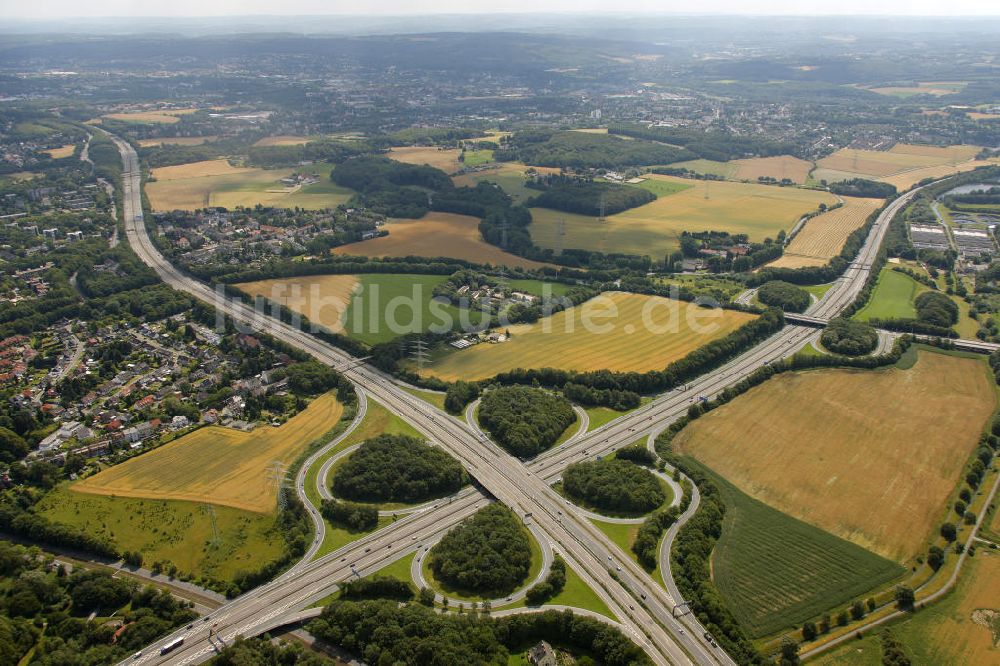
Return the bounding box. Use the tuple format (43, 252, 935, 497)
(812, 143, 990, 188)
(813, 551, 1000, 666)
(331, 211, 552, 270)
(529, 174, 836, 257)
(102, 108, 198, 124)
(673, 350, 996, 561)
(768, 197, 882, 268)
(419, 292, 757, 381)
(146, 159, 353, 210)
(72, 392, 344, 513)
(44, 144, 76, 159)
(137, 136, 216, 147)
(853, 268, 928, 321)
(36, 489, 283, 583)
(239, 273, 485, 346)
(696, 463, 903, 638)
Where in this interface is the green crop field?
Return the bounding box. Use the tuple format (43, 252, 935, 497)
(36, 488, 284, 583)
(812, 551, 1000, 666)
(853, 268, 927, 321)
(687, 462, 904, 638)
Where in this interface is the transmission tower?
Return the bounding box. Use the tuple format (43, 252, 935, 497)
(266, 461, 293, 511)
(704, 179, 710, 200)
(599, 194, 607, 222)
(500, 217, 509, 250)
(409, 339, 431, 371)
(201, 504, 220, 547)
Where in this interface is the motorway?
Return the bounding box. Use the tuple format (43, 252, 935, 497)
(110, 131, 929, 665)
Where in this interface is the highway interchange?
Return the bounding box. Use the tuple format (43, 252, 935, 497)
(108, 131, 938, 665)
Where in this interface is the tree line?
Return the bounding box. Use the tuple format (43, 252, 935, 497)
(757, 280, 810, 313)
(307, 601, 651, 666)
(527, 177, 656, 216)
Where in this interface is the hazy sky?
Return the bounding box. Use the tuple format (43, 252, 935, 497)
(3, 0, 1000, 19)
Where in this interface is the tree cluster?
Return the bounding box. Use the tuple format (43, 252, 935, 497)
(757, 280, 810, 313)
(820, 318, 878, 356)
(428, 504, 532, 597)
(632, 505, 682, 569)
(478, 387, 576, 458)
(914, 291, 959, 328)
(528, 177, 656, 216)
(614, 443, 656, 466)
(320, 499, 379, 532)
(307, 600, 651, 666)
(562, 382, 641, 411)
(828, 178, 897, 198)
(444, 381, 480, 414)
(524, 555, 566, 606)
(563, 459, 665, 515)
(331, 434, 467, 504)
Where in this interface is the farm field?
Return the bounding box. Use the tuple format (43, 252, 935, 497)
(672, 158, 738, 179)
(146, 159, 353, 210)
(44, 144, 76, 158)
(529, 174, 836, 257)
(137, 136, 216, 147)
(102, 108, 198, 124)
(36, 489, 284, 583)
(672, 350, 996, 561)
(868, 81, 967, 97)
(419, 291, 757, 381)
(72, 392, 344, 513)
(331, 211, 553, 270)
(253, 135, 313, 146)
(768, 197, 882, 268)
(236, 274, 360, 334)
(730, 155, 814, 184)
(812, 143, 990, 187)
(239, 273, 485, 346)
(853, 268, 928, 321)
(687, 461, 903, 638)
(813, 551, 1000, 666)
(387, 146, 466, 172)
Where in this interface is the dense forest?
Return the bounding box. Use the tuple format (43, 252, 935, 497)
(527, 176, 656, 215)
(477, 387, 576, 458)
(562, 459, 665, 515)
(608, 123, 798, 162)
(428, 504, 532, 597)
(496, 130, 692, 169)
(331, 434, 467, 504)
(307, 601, 651, 666)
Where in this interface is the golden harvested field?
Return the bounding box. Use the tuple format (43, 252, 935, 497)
(969, 112, 1000, 122)
(44, 144, 76, 159)
(236, 274, 359, 333)
(880, 159, 1000, 191)
(254, 135, 312, 147)
(530, 174, 836, 257)
(103, 108, 198, 124)
(72, 392, 344, 513)
(146, 159, 352, 211)
(673, 350, 996, 561)
(768, 196, 882, 268)
(813, 143, 990, 187)
(388, 146, 464, 172)
(331, 211, 553, 270)
(731, 155, 813, 184)
(420, 291, 757, 381)
(137, 136, 216, 147)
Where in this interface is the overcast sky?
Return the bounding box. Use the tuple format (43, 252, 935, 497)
(3, 0, 1000, 19)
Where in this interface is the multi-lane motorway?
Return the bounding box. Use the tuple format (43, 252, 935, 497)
(109, 131, 929, 665)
